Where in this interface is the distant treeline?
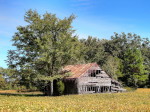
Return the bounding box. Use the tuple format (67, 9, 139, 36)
(0, 10, 149, 91)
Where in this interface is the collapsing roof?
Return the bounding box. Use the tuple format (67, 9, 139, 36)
(62, 63, 100, 78)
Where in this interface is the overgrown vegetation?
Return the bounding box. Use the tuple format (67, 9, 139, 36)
(53, 80, 65, 96)
(0, 10, 149, 94)
(0, 89, 150, 112)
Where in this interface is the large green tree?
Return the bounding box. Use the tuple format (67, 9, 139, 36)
(7, 10, 83, 95)
(80, 36, 108, 65)
(104, 33, 143, 59)
(0, 68, 6, 89)
(141, 38, 150, 86)
(102, 56, 123, 80)
(103, 33, 150, 87)
(6, 10, 150, 91)
(122, 48, 148, 87)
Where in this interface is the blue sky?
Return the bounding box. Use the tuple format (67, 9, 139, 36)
(0, 0, 150, 68)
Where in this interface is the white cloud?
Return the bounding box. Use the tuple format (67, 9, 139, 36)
(70, 0, 95, 11)
(0, 15, 25, 28)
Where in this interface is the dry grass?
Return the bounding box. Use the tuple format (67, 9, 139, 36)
(0, 90, 43, 95)
(0, 90, 17, 94)
(0, 89, 150, 112)
(135, 88, 150, 92)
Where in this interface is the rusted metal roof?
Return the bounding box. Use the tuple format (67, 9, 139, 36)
(63, 63, 99, 78)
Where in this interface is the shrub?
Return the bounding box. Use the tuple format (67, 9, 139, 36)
(55, 80, 65, 96)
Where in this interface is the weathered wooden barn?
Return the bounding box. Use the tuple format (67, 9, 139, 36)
(62, 63, 124, 94)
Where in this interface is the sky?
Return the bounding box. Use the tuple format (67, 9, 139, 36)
(0, 0, 150, 68)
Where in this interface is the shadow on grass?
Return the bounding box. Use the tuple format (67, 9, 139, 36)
(0, 93, 45, 97)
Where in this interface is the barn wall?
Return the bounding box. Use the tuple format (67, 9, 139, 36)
(63, 64, 123, 94)
(78, 66, 112, 94)
(63, 79, 78, 94)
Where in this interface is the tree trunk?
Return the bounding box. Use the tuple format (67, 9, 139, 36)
(44, 81, 53, 96)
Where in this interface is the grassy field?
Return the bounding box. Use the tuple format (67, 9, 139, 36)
(0, 89, 150, 112)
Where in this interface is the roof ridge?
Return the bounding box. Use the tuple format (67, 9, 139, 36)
(64, 62, 97, 66)
(63, 63, 98, 78)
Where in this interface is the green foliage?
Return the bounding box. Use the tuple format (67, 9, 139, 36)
(54, 80, 65, 96)
(122, 48, 148, 87)
(124, 87, 137, 92)
(81, 32, 149, 87)
(80, 36, 108, 65)
(8, 9, 83, 76)
(5, 9, 150, 91)
(0, 75, 6, 89)
(102, 56, 122, 80)
(0, 67, 10, 89)
(7, 10, 84, 94)
(104, 32, 143, 59)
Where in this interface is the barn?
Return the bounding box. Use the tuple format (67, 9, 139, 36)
(48, 63, 125, 95)
(62, 63, 124, 94)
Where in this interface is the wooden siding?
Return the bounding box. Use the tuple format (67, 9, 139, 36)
(61, 63, 124, 95)
(77, 65, 113, 94)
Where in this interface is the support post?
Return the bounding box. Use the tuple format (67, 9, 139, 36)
(99, 86, 101, 93)
(110, 86, 111, 92)
(50, 80, 53, 96)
